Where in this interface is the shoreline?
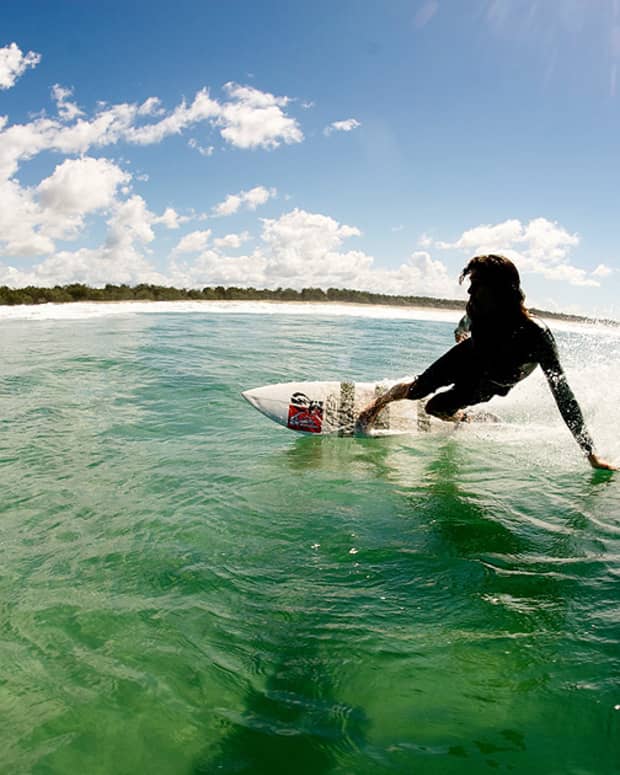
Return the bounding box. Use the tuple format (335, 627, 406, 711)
(0, 296, 617, 327)
(0, 297, 618, 330)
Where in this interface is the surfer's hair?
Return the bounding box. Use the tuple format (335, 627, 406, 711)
(459, 254, 528, 318)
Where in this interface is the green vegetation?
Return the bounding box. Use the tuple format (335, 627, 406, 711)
(0, 283, 615, 325)
(0, 283, 465, 309)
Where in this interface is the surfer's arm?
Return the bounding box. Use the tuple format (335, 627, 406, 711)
(356, 380, 412, 432)
(537, 329, 615, 469)
(454, 314, 471, 343)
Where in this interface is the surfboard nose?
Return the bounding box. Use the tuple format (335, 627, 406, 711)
(241, 389, 258, 407)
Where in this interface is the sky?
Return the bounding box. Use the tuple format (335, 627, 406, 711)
(1, 0, 619, 318)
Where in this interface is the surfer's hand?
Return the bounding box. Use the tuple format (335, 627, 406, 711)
(587, 453, 618, 471)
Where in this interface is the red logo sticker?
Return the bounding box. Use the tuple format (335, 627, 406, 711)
(287, 392, 323, 433)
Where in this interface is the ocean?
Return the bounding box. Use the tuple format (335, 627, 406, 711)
(1, 301, 619, 774)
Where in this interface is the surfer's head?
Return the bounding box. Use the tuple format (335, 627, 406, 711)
(460, 254, 527, 322)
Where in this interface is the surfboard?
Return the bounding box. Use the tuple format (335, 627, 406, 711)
(241, 379, 442, 436)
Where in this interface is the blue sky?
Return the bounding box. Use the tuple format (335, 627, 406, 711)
(1, 0, 619, 317)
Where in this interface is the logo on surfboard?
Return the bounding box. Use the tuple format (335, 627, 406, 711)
(287, 392, 324, 433)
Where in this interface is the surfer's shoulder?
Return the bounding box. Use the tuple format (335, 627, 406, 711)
(523, 315, 560, 361)
(524, 314, 553, 339)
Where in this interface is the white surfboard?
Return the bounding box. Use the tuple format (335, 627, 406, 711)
(241, 379, 442, 436)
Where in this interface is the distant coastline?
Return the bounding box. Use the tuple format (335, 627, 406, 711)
(0, 283, 617, 326)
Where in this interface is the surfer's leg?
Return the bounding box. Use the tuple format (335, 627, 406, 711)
(425, 380, 503, 423)
(357, 340, 475, 432)
(406, 339, 475, 401)
(424, 387, 471, 421)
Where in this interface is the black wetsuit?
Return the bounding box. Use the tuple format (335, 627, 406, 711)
(407, 315, 594, 455)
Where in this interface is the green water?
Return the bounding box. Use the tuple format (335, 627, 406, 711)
(1, 308, 618, 774)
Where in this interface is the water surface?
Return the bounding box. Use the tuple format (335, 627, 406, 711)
(1, 303, 618, 774)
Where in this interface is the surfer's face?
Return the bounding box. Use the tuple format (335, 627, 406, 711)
(466, 271, 500, 319)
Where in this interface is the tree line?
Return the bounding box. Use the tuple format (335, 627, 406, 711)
(0, 283, 466, 310)
(0, 283, 613, 325)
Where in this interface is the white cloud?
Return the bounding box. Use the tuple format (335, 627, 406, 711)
(212, 185, 276, 217)
(260, 209, 364, 284)
(138, 97, 164, 116)
(436, 218, 523, 252)
(0, 157, 130, 257)
(213, 194, 242, 218)
(51, 84, 84, 122)
(173, 229, 212, 255)
(520, 217, 579, 262)
(592, 263, 613, 277)
(37, 157, 129, 216)
(324, 118, 361, 136)
(125, 89, 220, 145)
(106, 195, 156, 249)
(0, 76, 298, 272)
(213, 232, 251, 249)
(435, 216, 600, 287)
(171, 209, 458, 297)
(0, 43, 40, 90)
(214, 82, 303, 149)
(0, 83, 303, 180)
(168, 209, 368, 289)
(188, 138, 214, 156)
(0, 178, 54, 256)
(0, 194, 170, 288)
(153, 207, 188, 229)
(170, 248, 269, 289)
(375, 251, 457, 297)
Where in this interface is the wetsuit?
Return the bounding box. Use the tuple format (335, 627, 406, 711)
(407, 315, 594, 455)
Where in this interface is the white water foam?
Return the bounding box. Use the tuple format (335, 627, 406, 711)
(0, 299, 463, 323)
(1, 299, 618, 337)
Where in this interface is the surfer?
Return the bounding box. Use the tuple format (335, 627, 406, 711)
(357, 254, 616, 470)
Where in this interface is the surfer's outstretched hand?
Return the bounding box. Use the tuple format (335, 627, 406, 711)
(587, 453, 618, 471)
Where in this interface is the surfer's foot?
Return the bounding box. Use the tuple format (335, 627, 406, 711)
(461, 410, 501, 424)
(356, 403, 379, 433)
(431, 409, 468, 423)
(355, 413, 375, 434)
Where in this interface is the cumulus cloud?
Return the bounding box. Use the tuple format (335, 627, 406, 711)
(138, 97, 164, 116)
(212, 185, 277, 217)
(435, 216, 600, 287)
(153, 207, 189, 229)
(213, 232, 251, 249)
(0, 83, 303, 179)
(592, 263, 613, 277)
(37, 157, 129, 216)
(215, 82, 303, 149)
(436, 218, 524, 252)
(0, 43, 40, 90)
(323, 118, 361, 136)
(173, 229, 212, 255)
(169, 209, 457, 298)
(0, 157, 130, 256)
(0, 194, 171, 288)
(0, 74, 297, 271)
(0, 178, 55, 255)
(51, 84, 84, 121)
